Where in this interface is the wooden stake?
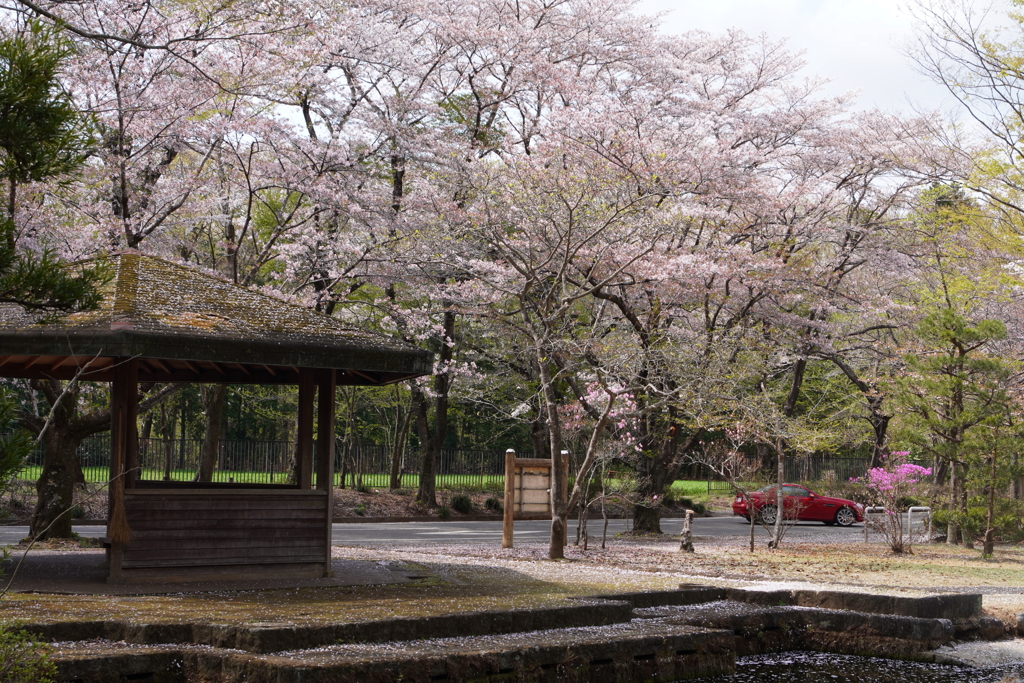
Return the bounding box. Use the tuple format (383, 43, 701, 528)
(679, 509, 694, 553)
(502, 449, 515, 548)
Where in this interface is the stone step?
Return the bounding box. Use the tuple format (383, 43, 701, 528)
(52, 621, 737, 682)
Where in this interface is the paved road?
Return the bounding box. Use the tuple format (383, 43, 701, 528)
(330, 517, 868, 545)
(0, 516, 868, 547)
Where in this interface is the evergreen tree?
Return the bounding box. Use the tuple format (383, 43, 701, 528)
(0, 21, 106, 500)
(0, 20, 104, 311)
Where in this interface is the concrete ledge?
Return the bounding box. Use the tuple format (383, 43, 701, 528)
(725, 587, 983, 619)
(35, 584, 1002, 682)
(30, 599, 635, 655)
(589, 585, 726, 609)
(52, 623, 737, 683)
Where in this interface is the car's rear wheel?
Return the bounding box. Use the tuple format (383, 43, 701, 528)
(834, 507, 856, 527)
(758, 504, 778, 525)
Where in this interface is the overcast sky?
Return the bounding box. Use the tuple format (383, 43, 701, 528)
(635, 0, 959, 114)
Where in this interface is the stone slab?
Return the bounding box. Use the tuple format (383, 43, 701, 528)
(51, 622, 737, 683)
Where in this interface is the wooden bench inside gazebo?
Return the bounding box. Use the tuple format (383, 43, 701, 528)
(0, 252, 431, 583)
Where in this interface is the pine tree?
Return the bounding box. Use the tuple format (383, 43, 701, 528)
(0, 20, 104, 311)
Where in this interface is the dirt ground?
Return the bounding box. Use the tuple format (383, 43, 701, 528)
(3, 529, 1023, 633)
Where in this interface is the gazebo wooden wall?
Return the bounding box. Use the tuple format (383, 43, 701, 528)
(108, 361, 338, 583)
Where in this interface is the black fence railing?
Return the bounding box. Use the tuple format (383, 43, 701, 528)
(705, 456, 930, 492)
(22, 437, 526, 490)
(23, 437, 915, 493)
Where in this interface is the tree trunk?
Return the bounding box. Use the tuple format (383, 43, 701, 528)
(867, 400, 890, 470)
(194, 384, 226, 482)
(161, 402, 175, 481)
(531, 409, 548, 458)
(23, 380, 178, 537)
(23, 379, 106, 541)
(984, 451, 997, 557)
(414, 310, 456, 507)
(631, 421, 693, 535)
(389, 397, 412, 490)
(412, 384, 437, 506)
(956, 460, 973, 549)
(933, 455, 949, 486)
(30, 423, 87, 540)
(947, 460, 960, 545)
(827, 356, 891, 469)
(771, 440, 784, 548)
(632, 504, 661, 534)
(1013, 453, 1023, 500)
(533, 349, 567, 559)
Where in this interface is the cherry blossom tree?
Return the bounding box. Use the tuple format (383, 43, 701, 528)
(3, 0, 962, 549)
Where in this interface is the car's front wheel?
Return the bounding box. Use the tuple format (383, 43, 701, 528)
(834, 507, 856, 527)
(758, 504, 778, 525)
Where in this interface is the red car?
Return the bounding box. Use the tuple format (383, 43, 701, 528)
(731, 484, 864, 527)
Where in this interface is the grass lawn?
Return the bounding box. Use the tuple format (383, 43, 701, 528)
(16, 465, 719, 497)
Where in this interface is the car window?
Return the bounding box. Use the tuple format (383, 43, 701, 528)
(782, 485, 809, 496)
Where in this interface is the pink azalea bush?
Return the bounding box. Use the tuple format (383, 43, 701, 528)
(853, 452, 932, 554)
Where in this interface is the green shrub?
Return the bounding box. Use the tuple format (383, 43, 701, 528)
(932, 498, 1024, 543)
(355, 483, 372, 494)
(69, 504, 84, 519)
(572, 476, 604, 502)
(485, 497, 503, 512)
(437, 505, 451, 519)
(895, 495, 924, 510)
(0, 624, 56, 683)
(676, 497, 707, 515)
(481, 480, 505, 494)
(353, 503, 366, 517)
(451, 494, 473, 514)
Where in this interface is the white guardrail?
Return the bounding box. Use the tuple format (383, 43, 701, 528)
(863, 506, 933, 543)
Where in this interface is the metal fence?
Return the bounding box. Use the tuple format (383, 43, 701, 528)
(23, 437, 521, 490)
(23, 438, 917, 492)
(705, 455, 930, 493)
(335, 444, 515, 490)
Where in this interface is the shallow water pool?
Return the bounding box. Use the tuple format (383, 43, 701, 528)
(691, 652, 1023, 682)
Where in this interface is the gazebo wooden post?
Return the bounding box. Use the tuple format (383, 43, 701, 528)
(108, 357, 139, 580)
(294, 368, 316, 489)
(316, 370, 336, 577)
(109, 358, 140, 486)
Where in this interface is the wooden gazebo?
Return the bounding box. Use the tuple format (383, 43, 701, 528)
(0, 252, 431, 583)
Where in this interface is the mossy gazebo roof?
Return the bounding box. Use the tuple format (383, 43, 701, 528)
(0, 252, 432, 385)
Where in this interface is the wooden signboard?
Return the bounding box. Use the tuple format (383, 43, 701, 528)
(502, 449, 566, 548)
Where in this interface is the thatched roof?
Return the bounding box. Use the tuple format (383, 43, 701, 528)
(0, 252, 432, 385)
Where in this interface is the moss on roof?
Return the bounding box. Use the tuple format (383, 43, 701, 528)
(0, 252, 432, 377)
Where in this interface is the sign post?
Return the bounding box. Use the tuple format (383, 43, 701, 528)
(501, 450, 557, 548)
